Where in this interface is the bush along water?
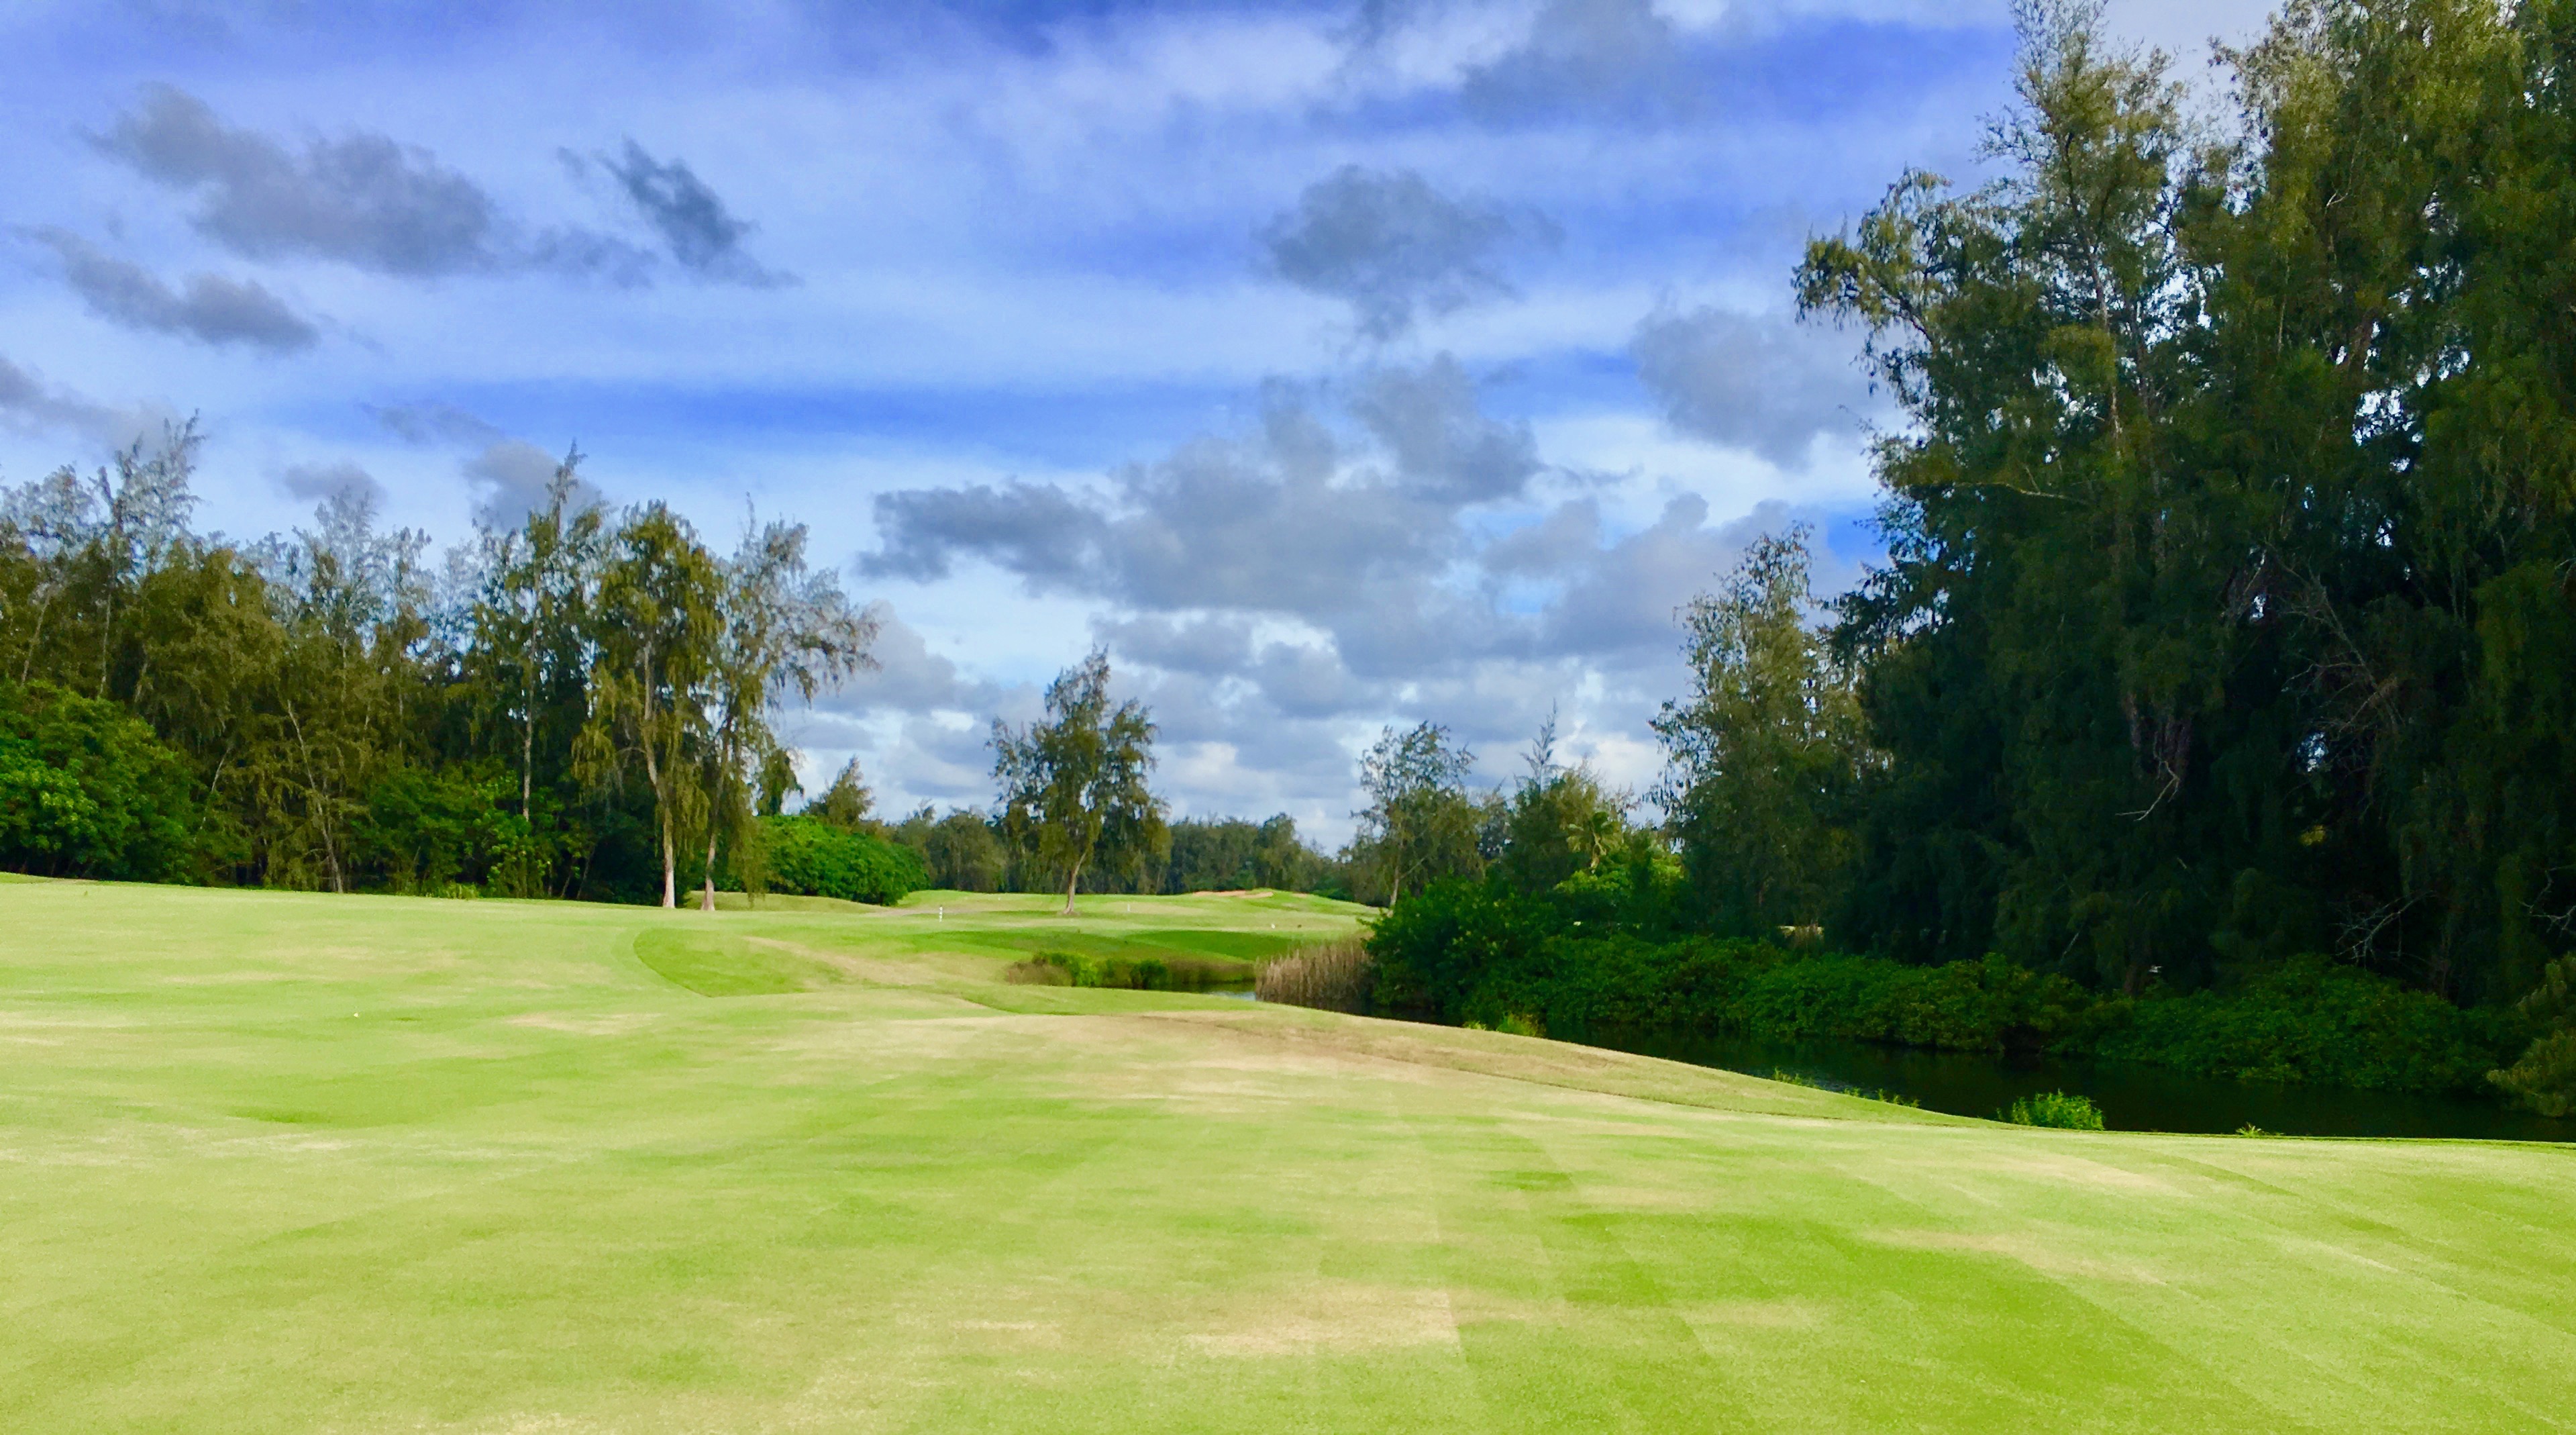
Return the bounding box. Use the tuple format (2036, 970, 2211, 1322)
(2004, 1092, 2105, 1130)
(2489, 958, 2576, 1118)
(1364, 863, 2533, 1100)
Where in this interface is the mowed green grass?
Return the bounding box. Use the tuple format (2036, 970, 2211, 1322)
(3, 881, 2572, 1433)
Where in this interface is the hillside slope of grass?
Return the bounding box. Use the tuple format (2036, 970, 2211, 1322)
(4, 881, 2572, 1432)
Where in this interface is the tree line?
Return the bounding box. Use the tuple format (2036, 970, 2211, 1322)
(0, 442, 888, 906)
(1343, 0, 2576, 1116)
(0, 444, 1362, 907)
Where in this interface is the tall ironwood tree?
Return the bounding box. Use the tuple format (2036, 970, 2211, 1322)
(992, 650, 1166, 914)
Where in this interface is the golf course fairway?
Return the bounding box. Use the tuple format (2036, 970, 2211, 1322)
(4, 877, 2571, 1432)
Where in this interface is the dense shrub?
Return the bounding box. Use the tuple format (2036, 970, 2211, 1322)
(1368, 874, 2524, 1095)
(0, 682, 197, 881)
(2086, 958, 2524, 1093)
(749, 815, 927, 905)
(2489, 958, 2576, 1116)
(350, 764, 534, 895)
(2005, 1092, 2105, 1130)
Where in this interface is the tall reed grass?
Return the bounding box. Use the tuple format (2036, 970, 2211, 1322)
(1254, 938, 1375, 1013)
(1002, 950, 1251, 991)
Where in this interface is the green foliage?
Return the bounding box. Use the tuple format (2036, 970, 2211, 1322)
(1495, 716, 1639, 898)
(349, 764, 531, 895)
(1163, 813, 1345, 895)
(2004, 1092, 2106, 1131)
(993, 650, 1167, 912)
(891, 805, 1008, 892)
(811, 758, 874, 830)
(2489, 958, 2576, 1116)
(1370, 871, 2518, 1094)
(1784, 0, 2576, 1005)
(2088, 958, 2519, 1092)
(748, 815, 927, 906)
(0, 681, 196, 881)
(1654, 529, 1871, 935)
(1350, 721, 1484, 905)
(581, 501, 725, 908)
(694, 517, 878, 909)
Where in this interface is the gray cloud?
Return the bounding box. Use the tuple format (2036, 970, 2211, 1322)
(1096, 614, 1257, 677)
(858, 358, 1789, 712)
(366, 401, 505, 447)
(1461, 0, 1697, 126)
(1533, 493, 1784, 658)
(850, 353, 1847, 831)
(1259, 165, 1549, 339)
(1249, 642, 1376, 720)
(880, 714, 1006, 806)
(1482, 496, 1606, 577)
(861, 480, 1109, 585)
(99, 85, 495, 275)
(1631, 305, 1871, 466)
(578, 140, 792, 287)
(33, 228, 317, 352)
(278, 458, 387, 511)
(97, 85, 650, 283)
(864, 384, 1467, 688)
(1351, 355, 1541, 504)
(0, 354, 121, 440)
(824, 603, 1004, 715)
(845, 395, 1828, 828)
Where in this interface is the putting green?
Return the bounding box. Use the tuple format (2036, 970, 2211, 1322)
(3, 880, 2570, 1432)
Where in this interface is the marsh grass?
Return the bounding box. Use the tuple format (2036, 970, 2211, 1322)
(1007, 949, 1249, 991)
(1254, 938, 1375, 1013)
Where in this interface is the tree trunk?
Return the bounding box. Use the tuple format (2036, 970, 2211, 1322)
(700, 830, 719, 912)
(1061, 859, 1084, 917)
(521, 697, 535, 818)
(283, 698, 346, 895)
(660, 820, 677, 909)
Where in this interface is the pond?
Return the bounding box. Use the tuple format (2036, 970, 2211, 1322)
(1586, 1028, 2576, 1144)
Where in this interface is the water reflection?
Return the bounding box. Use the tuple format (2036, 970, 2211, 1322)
(1591, 1028, 2574, 1143)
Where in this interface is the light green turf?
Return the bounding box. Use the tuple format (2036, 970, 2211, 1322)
(3, 881, 2571, 1432)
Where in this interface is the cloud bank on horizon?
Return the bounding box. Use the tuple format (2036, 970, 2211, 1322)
(0, 0, 2275, 842)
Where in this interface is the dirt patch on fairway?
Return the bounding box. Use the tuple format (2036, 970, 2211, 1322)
(506, 1011, 661, 1036)
(1981, 1152, 2183, 1194)
(1869, 1228, 2167, 1285)
(1140, 1007, 1974, 1127)
(745, 936, 946, 988)
(1182, 1282, 1459, 1356)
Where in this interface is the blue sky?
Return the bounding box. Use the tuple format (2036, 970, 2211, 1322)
(0, 0, 2271, 842)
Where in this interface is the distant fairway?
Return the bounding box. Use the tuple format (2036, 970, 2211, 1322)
(5, 881, 2572, 1432)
